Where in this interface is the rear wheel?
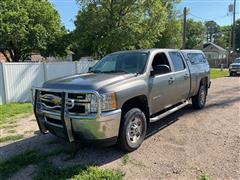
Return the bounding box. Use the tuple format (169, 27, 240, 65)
(192, 84, 207, 109)
(117, 108, 147, 152)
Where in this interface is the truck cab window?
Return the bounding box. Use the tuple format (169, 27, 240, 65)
(152, 53, 171, 73)
(169, 52, 185, 71)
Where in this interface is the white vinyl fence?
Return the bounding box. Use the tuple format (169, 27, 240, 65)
(0, 61, 97, 104)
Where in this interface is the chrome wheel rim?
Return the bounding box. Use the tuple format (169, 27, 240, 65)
(199, 87, 206, 105)
(126, 117, 143, 147)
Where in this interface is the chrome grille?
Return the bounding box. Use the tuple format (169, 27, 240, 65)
(232, 65, 240, 69)
(39, 91, 90, 115)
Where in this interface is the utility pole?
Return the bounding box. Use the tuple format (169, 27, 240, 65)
(182, 7, 187, 49)
(232, 0, 236, 56)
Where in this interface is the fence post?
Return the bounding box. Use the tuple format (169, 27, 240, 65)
(43, 62, 47, 82)
(2, 63, 9, 103)
(75, 61, 78, 74)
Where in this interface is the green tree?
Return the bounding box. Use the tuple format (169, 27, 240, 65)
(215, 25, 231, 49)
(0, 0, 69, 62)
(186, 19, 206, 49)
(205, 21, 220, 43)
(73, 0, 169, 58)
(155, 0, 182, 49)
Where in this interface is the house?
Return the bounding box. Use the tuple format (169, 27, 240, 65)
(203, 43, 229, 68)
(203, 42, 228, 59)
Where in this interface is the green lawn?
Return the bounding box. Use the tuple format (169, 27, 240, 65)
(0, 150, 124, 180)
(210, 68, 229, 79)
(0, 103, 33, 125)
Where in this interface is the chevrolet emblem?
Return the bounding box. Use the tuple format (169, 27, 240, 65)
(51, 98, 61, 105)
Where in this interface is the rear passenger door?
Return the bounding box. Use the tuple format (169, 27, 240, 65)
(168, 51, 191, 103)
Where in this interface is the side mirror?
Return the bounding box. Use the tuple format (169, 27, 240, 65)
(151, 65, 170, 76)
(88, 67, 93, 72)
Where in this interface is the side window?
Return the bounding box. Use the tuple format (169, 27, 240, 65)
(151, 53, 171, 74)
(187, 53, 206, 64)
(169, 52, 185, 71)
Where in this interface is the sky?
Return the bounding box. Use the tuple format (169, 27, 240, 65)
(49, 0, 240, 31)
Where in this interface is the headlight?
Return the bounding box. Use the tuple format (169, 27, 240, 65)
(101, 92, 117, 112)
(87, 92, 117, 113)
(229, 65, 232, 69)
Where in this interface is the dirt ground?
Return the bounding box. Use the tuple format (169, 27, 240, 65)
(0, 77, 239, 180)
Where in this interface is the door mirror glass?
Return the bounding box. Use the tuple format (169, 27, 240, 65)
(151, 65, 170, 76)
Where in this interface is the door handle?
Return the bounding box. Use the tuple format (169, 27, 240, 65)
(184, 74, 189, 80)
(168, 77, 175, 84)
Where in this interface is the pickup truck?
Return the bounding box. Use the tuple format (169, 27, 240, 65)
(32, 49, 210, 152)
(229, 57, 240, 76)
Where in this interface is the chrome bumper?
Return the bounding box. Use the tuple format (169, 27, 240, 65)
(33, 88, 121, 143)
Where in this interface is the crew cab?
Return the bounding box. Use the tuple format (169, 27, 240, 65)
(32, 49, 210, 152)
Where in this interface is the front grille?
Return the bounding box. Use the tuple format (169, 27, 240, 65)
(39, 91, 90, 115)
(232, 65, 240, 69)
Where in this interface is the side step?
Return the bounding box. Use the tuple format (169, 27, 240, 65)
(150, 101, 189, 123)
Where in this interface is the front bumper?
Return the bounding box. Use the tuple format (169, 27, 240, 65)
(33, 88, 121, 144)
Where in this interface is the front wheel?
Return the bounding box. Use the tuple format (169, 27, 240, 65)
(117, 108, 147, 152)
(192, 84, 207, 109)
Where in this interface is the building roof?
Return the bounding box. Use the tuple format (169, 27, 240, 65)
(203, 42, 227, 52)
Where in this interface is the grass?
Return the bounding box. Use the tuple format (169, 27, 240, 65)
(0, 150, 124, 180)
(0, 134, 24, 142)
(35, 163, 124, 180)
(197, 174, 210, 180)
(210, 68, 229, 79)
(121, 154, 129, 165)
(0, 151, 46, 179)
(0, 103, 32, 125)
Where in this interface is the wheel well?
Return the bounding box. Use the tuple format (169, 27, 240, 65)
(121, 95, 150, 122)
(200, 77, 208, 86)
(200, 77, 208, 93)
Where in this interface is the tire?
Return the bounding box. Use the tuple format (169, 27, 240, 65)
(230, 72, 234, 76)
(192, 84, 207, 109)
(117, 108, 147, 152)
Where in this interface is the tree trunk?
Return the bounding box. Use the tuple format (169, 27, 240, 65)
(0, 50, 11, 62)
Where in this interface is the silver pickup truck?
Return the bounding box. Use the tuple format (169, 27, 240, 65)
(32, 49, 210, 152)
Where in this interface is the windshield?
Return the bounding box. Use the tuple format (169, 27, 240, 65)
(90, 52, 149, 74)
(234, 58, 240, 63)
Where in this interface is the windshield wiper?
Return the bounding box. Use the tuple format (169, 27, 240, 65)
(101, 70, 129, 73)
(89, 70, 103, 73)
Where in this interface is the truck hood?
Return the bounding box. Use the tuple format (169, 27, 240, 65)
(42, 73, 136, 93)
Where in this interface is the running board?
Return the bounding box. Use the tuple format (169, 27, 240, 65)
(150, 101, 189, 123)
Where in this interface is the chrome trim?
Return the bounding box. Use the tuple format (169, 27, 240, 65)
(32, 87, 120, 141)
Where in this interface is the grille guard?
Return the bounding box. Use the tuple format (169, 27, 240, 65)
(32, 87, 102, 142)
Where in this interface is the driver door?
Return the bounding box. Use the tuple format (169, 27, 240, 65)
(148, 53, 177, 114)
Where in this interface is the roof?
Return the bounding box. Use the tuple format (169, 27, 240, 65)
(203, 42, 227, 52)
(181, 50, 204, 54)
(110, 48, 180, 55)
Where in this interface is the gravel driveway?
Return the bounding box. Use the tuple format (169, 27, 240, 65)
(0, 77, 239, 179)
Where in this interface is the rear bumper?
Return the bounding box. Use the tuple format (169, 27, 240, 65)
(33, 89, 121, 144)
